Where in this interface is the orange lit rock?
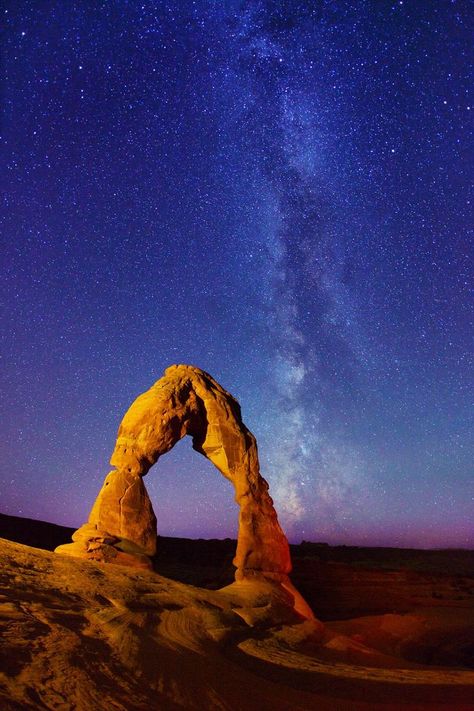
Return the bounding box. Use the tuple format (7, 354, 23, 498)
(87, 468, 157, 555)
(56, 364, 311, 616)
(56, 469, 157, 569)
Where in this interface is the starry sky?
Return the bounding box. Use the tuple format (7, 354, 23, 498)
(2, 1, 473, 548)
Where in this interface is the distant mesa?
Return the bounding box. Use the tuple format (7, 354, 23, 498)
(56, 364, 313, 618)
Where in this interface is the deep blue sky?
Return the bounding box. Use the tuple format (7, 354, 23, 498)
(2, 1, 472, 547)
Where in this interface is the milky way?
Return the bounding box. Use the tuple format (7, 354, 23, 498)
(2, 1, 472, 547)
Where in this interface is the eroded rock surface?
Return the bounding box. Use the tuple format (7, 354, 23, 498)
(10, 538, 474, 711)
(56, 364, 311, 616)
(58, 469, 157, 570)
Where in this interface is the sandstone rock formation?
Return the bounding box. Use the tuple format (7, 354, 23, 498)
(56, 364, 312, 616)
(8, 537, 474, 711)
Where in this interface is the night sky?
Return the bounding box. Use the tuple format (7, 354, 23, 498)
(2, 1, 472, 548)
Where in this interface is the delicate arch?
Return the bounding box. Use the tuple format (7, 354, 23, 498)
(57, 365, 291, 579)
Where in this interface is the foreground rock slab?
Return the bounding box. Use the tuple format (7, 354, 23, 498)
(2, 539, 474, 711)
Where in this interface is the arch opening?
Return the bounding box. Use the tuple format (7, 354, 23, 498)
(148, 435, 237, 588)
(149, 435, 237, 541)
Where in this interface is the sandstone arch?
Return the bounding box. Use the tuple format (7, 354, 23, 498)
(56, 365, 312, 616)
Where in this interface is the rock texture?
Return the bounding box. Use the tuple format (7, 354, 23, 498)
(56, 365, 310, 613)
(3, 538, 474, 711)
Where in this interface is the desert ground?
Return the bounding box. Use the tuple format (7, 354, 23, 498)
(0, 513, 473, 710)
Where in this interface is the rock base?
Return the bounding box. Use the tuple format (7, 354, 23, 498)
(55, 523, 153, 570)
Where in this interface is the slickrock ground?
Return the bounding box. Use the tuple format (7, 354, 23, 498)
(1, 533, 474, 711)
